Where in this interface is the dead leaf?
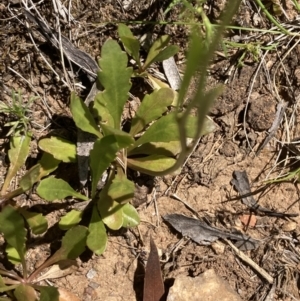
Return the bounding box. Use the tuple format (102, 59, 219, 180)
(36, 260, 78, 282)
(143, 236, 164, 301)
(58, 288, 81, 301)
(164, 214, 260, 251)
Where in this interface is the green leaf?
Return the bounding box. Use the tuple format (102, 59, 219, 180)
(38, 137, 76, 163)
(151, 45, 179, 63)
(108, 173, 134, 203)
(133, 113, 215, 147)
(6, 245, 21, 265)
(130, 88, 175, 136)
(97, 183, 124, 230)
(99, 200, 124, 230)
(59, 210, 83, 230)
(57, 226, 88, 260)
(0, 284, 19, 293)
(37, 177, 88, 202)
(118, 24, 141, 67)
(101, 124, 134, 149)
(143, 35, 177, 70)
(86, 206, 107, 255)
(14, 284, 38, 301)
(122, 203, 140, 228)
(128, 141, 182, 156)
(36, 286, 59, 301)
(95, 39, 132, 129)
(1, 131, 31, 193)
(0, 206, 26, 264)
(18, 208, 48, 235)
(127, 155, 177, 176)
(38, 152, 60, 179)
(70, 92, 101, 138)
(90, 136, 119, 198)
(19, 164, 41, 191)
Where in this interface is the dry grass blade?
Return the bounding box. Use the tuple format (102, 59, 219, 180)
(143, 237, 164, 301)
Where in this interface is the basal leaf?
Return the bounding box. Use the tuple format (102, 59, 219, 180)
(127, 155, 177, 176)
(143, 35, 171, 70)
(59, 210, 83, 230)
(14, 284, 38, 301)
(6, 244, 21, 265)
(90, 136, 119, 198)
(108, 173, 134, 203)
(70, 92, 101, 138)
(1, 131, 31, 194)
(101, 124, 134, 149)
(18, 208, 48, 235)
(0, 206, 26, 264)
(58, 226, 88, 260)
(38, 137, 76, 163)
(130, 88, 175, 136)
(95, 39, 132, 129)
(44, 226, 88, 267)
(37, 177, 88, 202)
(128, 141, 181, 157)
(86, 206, 107, 255)
(38, 152, 60, 179)
(118, 24, 141, 67)
(122, 203, 140, 228)
(19, 164, 41, 191)
(97, 186, 124, 230)
(133, 113, 215, 147)
(36, 286, 59, 301)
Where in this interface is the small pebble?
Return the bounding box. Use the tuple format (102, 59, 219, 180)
(86, 268, 97, 279)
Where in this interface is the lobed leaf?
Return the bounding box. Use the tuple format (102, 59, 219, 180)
(127, 155, 177, 176)
(122, 204, 140, 228)
(86, 206, 107, 255)
(0, 206, 26, 264)
(118, 24, 141, 67)
(151, 45, 179, 63)
(130, 88, 175, 136)
(70, 92, 101, 138)
(18, 208, 48, 235)
(95, 39, 132, 129)
(6, 245, 21, 265)
(38, 137, 76, 163)
(37, 177, 88, 202)
(59, 210, 83, 230)
(143, 35, 174, 70)
(1, 131, 31, 194)
(133, 113, 215, 147)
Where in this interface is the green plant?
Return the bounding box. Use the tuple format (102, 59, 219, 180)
(0, 205, 87, 301)
(0, 0, 241, 261)
(0, 90, 35, 136)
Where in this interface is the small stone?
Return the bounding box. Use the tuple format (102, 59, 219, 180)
(167, 269, 242, 301)
(86, 268, 97, 279)
(211, 241, 225, 255)
(282, 221, 297, 232)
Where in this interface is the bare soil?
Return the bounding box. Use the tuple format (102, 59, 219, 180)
(1, 1, 300, 300)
